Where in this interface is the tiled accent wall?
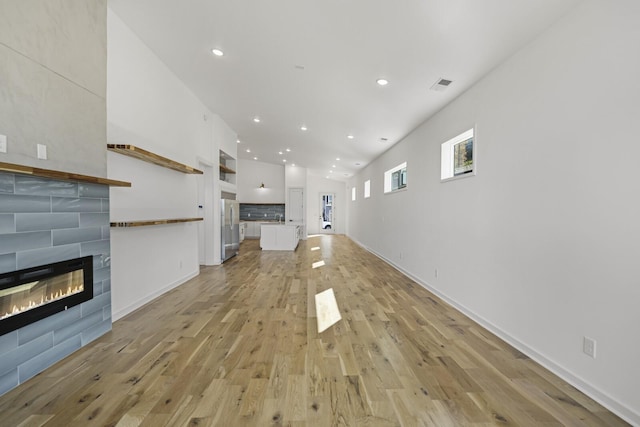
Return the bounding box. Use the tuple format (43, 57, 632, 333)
(0, 172, 112, 396)
(240, 203, 285, 221)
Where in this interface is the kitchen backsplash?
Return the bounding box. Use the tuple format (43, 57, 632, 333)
(240, 204, 285, 221)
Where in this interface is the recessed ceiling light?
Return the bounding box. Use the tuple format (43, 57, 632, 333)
(282, 159, 287, 163)
(332, 165, 336, 168)
(286, 148, 291, 152)
(253, 117, 261, 123)
(329, 170, 333, 173)
(376, 78, 389, 86)
(211, 48, 224, 57)
(278, 151, 283, 155)
(300, 126, 307, 131)
(326, 176, 329, 179)
(236, 139, 240, 144)
(336, 158, 340, 161)
(246, 149, 251, 153)
(347, 135, 354, 140)
(291, 164, 296, 167)
(253, 157, 258, 160)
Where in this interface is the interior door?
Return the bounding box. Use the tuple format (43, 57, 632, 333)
(319, 193, 334, 234)
(288, 188, 304, 223)
(197, 161, 214, 265)
(197, 170, 205, 264)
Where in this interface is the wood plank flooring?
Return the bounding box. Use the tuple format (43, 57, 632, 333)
(0, 235, 629, 426)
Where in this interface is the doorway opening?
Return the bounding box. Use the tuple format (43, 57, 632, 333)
(319, 193, 335, 234)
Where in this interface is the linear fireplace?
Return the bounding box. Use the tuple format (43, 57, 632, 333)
(0, 256, 93, 336)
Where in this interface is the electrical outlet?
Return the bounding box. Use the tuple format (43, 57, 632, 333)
(583, 336, 596, 358)
(37, 144, 47, 159)
(0, 134, 7, 153)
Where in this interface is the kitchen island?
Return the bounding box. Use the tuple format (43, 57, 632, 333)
(260, 224, 300, 251)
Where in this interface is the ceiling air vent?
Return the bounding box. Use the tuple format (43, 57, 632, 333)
(430, 78, 453, 92)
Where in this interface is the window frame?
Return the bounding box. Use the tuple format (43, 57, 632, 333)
(441, 127, 476, 182)
(384, 162, 407, 194)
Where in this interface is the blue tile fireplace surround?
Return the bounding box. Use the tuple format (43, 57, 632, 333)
(0, 172, 112, 396)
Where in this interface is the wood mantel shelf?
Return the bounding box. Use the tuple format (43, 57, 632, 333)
(107, 144, 203, 174)
(219, 164, 236, 174)
(0, 161, 131, 187)
(110, 217, 203, 228)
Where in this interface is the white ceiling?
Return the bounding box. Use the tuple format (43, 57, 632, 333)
(108, 0, 580, 180)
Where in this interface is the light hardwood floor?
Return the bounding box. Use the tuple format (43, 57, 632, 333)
(0, 235, 629, 426)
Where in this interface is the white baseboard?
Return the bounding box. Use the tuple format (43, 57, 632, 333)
(348, 236, 639, 426)
(111, 269, 200, 322)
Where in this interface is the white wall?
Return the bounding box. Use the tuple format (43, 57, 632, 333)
(306, 176, 347, 235)
(107, 9, 227, 319)
(347, 0, 640, 423)
(237, 159, 285, 203)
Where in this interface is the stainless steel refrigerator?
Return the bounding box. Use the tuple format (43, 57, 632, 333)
(221, 199, 240, 262)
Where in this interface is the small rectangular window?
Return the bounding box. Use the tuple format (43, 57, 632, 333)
(441, 128, 475, 181)
(384, 162, 407, 193)
(364, 180, 371, 198)
(351, 187, 356, 201)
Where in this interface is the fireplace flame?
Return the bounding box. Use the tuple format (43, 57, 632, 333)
(1, 283, 83, 321)
(0, 258, 92, 336)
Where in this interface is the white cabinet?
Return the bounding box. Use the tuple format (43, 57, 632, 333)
(245, 222, 256, 238)
(244, 222, 264, 239)
(260, 225, 300, 251)
(239, 222, 246, 242)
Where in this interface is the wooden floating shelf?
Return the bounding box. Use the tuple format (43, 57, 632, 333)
(108, 144, 203, 174)
(110, 217, 203, 228)
(219, 164, 236, 174)
(0, 161, 131, 187)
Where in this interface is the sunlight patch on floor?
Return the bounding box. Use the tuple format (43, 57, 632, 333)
(312, 260, 325, 269)
(311, 247, 320, 251)
(315, 288, 342, 333)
